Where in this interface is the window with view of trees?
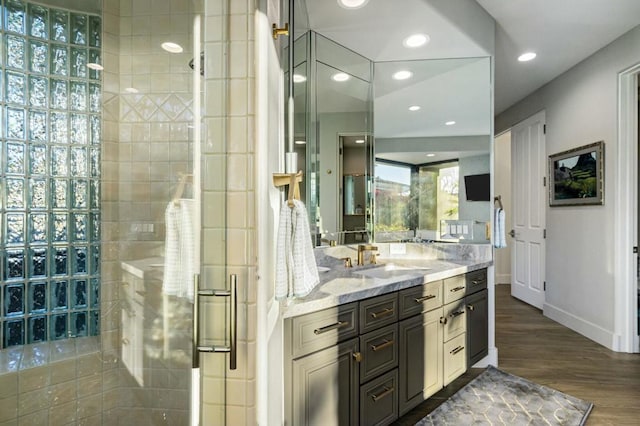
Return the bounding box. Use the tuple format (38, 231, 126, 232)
(374, 160, 458, 236)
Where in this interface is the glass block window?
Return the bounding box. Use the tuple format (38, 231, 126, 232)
(0, 0, 101, 348)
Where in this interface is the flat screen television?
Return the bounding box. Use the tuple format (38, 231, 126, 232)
(464, 173, 490, 201)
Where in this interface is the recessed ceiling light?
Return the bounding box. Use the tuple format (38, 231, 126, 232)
(408, 105, 421, 111)
(87, 62, 103, 71)
(403, 34, 430, 48)
(355, 139, 365, 144)
(295, 140, 306, 145)
(293, 74, 307, 83)
(392, 70, 413, 80)
(332, 72, 350, 82)
(124, 87, 139, 93)
(337, 0, 369, 9)
(518, 52, 536, 62)
(426, 153, 436, 157)
(161, 42, 184, 53)
(445, 121, 456, 126)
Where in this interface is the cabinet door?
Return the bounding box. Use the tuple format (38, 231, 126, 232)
(466, 289, 488, 366)
(398, 308, 443, 416)
(443, 299, 467, 341)
(443, 333, 467, 386)
(292, 338, 360, 426)
(360, 369, 399, 426)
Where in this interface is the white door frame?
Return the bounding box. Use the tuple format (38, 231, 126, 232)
(615, 63, 640, 353)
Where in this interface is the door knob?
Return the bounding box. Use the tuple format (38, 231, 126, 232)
(508, 229, 515, 238)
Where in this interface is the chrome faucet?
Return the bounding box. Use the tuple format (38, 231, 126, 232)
(357, 244, 378, 266)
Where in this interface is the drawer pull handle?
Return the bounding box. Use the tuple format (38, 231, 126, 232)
(450, 286, 465, 292)
(371, 339, 394, 352)
(471, 279, 485, 286)
(314, 321, 349, 335)
(439, 317, 447, 324)
(449, 310, 465, 318)
(353, 352, 362, 362)
(467, 304, 475, 311)
(450, 345, 465, 355)
(414, 294, 436, 304)
(371, 386, 395, 402)
(370, 308, 394, 319)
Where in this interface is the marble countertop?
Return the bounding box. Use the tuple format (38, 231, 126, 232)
(281, 243, 493, 318)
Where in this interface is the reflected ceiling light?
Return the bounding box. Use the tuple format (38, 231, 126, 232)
(355, 139, 365, 144)
(408, 105, 421, 111)
(426, 153, 436, 157)
(295, 140, 306, 145)
(445, 121, 456, 126)
(124, 87, 139, 93)
(518, 52, 536, 62)
(403, 34, 430, 48)
(332, 72, 350, 82)
(293, 74, 307, 83)
(392, 70, 412, 80)
(337, 0, 369, 9)
(161, 42, 184, 53)
(87, 62, 103, 71)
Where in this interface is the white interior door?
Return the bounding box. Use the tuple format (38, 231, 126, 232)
(510, 111, 546, 309)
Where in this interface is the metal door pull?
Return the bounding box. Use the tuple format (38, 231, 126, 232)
(193, 274, 237, 370)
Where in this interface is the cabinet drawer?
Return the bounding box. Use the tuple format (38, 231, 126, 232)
(443, 300, 467, 341)
(444, 333, 467, 386)
(465, 268, 487, 296)
(291, 303, 359, 358)
(360, 292, 398, 334)
(443, 274, 466, 304)
(398, 280, 443, 319)
(360, 323, 398, 384)
(360, 369, 398, 426)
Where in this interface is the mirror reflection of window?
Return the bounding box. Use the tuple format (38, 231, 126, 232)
(418, 162, 459, 234)
(374, 162, 412, 232)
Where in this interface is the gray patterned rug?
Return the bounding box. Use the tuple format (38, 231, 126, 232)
(416, 366, 593, 425)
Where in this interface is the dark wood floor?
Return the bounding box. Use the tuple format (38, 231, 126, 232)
(393, 284, 640, 425)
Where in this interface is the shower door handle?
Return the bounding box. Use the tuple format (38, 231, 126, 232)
(192, 274, 238, 370)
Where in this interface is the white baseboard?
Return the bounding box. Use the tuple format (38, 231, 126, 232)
(495, 274, 511, 285)
(543, 302, 615, 350)
(472, 346, 498, 368)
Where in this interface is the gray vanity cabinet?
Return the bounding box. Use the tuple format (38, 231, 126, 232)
(465, 268, 488, 366)
(398, 307, 444, 415)
(291, 338, 360, 425)
(285, 268, 488, 425)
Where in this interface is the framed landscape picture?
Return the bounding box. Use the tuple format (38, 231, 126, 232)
(549, 141, 604, 206)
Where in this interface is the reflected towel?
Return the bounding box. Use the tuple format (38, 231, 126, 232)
(163, 199, 195, 301)
(275, 199, 320, 300)
(494, 207, 507, 249)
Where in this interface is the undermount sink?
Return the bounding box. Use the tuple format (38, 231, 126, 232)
(354, 263, 431, 279)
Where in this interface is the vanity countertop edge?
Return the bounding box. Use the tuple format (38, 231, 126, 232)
(281, 256, 493, 319)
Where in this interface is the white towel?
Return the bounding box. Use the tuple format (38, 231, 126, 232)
(275, 199, 320, 300)
(163, 199, 195, 301)
(493, 207, 507, 249)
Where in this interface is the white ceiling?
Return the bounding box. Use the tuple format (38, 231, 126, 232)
(299, 0, 640, 164)
(477, 0, 640, 113)
(302, 0, 640, 115)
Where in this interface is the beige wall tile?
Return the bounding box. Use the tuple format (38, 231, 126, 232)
(0, 396, 18, 423)
(18, 366, 50, 393)
(17, 409, 48, 426)
(0, 374, 18, 399)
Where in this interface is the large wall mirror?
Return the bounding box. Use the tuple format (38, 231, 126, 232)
(289, 1, 493, 246)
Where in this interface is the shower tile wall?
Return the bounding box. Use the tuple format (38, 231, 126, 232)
(201, 0, 257, 424)
(107, 0, 200, 424)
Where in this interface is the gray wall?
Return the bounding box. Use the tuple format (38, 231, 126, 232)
(495, 24, 640, 348)
(459, 154, 491, 242)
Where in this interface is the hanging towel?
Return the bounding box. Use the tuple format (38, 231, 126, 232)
(275, 199, 320, 300)
(493, 207, 507, 249)
(163, 199, 195, 301)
